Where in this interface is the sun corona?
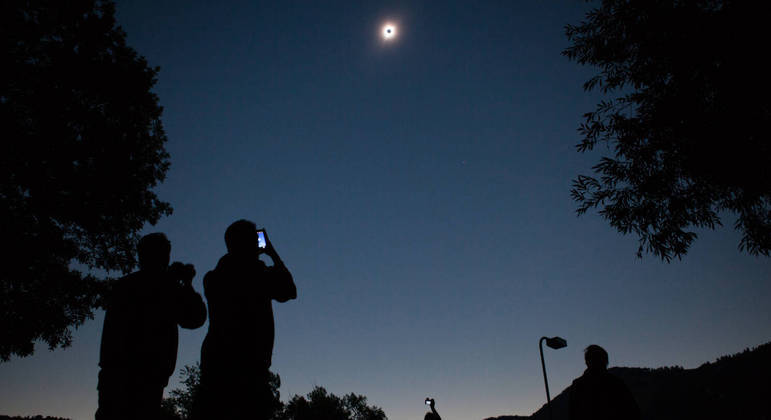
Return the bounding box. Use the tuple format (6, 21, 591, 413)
(382, 23, 397, 40)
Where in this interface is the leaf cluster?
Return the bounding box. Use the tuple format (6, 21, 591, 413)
(564, 0, 770, 260)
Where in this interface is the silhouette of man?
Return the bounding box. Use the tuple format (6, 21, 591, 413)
(96, 233, 207, 420)
(424, 398, 442, 420)
(568, 344, 640, 420)
(195, 220, 296, 420)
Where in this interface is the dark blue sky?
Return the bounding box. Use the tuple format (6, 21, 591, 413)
(1, 2, 770, 419)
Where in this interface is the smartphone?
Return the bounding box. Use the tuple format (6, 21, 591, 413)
(257, 230, 267, 249)
(425, 398, 432, 405)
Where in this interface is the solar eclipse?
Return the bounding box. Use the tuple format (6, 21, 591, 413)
(382, 23, 397, 40)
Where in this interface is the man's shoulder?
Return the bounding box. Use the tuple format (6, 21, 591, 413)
(215, 254, 269, 275)
(112, 271, 141, 291)
(571, 369, 612, 389)
(114, 270, 170, 296)
(121, 270, 143, 281)
(606, 371, 632, 390)
(588, 370, 630, 392)
(203, 269, 218, 288)
(571, 373, 588, 388)
(104, 271, 142, 308)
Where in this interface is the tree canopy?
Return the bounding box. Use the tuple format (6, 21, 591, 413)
(564, 0, 770, 260)
(279, 386, 387, 420)
(0, 0, 171, 361)
(161, 364, 204, 420)
(161, 365, 387, 420)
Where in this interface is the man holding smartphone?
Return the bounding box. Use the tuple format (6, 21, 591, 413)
(194, 219, 297, 420)
(424, 398, 441, 420)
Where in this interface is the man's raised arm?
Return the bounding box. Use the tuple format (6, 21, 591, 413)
(263, 233, 297, 302)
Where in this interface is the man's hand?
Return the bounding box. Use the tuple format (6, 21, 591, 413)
(260, 228, 278, 256)
(169, 262, 195, 287)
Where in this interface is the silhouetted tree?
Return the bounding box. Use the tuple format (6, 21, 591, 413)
(162, 363, 283, 420)
(265, 372, 286, 420)
(564, 1, 770, 260)
(278, 386, 387, 420)
(162, 364, 202, 420)
(0, 0, 171, 361)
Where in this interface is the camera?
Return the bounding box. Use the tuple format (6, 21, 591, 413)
(168, 262, 195, 286)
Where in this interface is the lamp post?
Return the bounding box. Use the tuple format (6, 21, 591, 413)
(539, 336, 567, 420)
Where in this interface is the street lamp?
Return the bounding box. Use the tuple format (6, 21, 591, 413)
(539, 336, 567, 420)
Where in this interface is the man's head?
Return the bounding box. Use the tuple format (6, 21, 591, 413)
(584, 344, 609, 370)
(138, 233, 171, 271)
(225, 219, 258, 255)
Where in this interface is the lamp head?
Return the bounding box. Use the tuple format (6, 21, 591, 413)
(545, 336, 567, 349)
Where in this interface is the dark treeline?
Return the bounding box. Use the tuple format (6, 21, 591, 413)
(0, 416, 71, 420)
(160, 362, 386, 420)
(485, 341, 771, 420)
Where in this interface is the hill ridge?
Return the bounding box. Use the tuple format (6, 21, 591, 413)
(484, 341, 771, 420)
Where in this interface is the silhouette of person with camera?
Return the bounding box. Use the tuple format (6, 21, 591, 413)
(568, 344, 640, 420)
(195, 220, 296, 420)
(424, 397, 441, 420)
(96, 233, 207, 420)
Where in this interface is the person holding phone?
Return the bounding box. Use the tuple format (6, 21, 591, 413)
(194, 219, 297, 420)
(424, 398, 442, 420)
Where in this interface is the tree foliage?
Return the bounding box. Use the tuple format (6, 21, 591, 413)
(564, 0, 770, 260)
(161, 364, 203, 420)
(279, 386, 387, 420)
(0, 0, 171, 361)
(162, 365, 387, 420)
(162, 363, 284, 420)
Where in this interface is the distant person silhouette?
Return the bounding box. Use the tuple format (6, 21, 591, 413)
(568, 344, 640, 420)
(424, 397, 441, 420)
(195, 220, 296, 420)
(96, 233, 207, 420)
